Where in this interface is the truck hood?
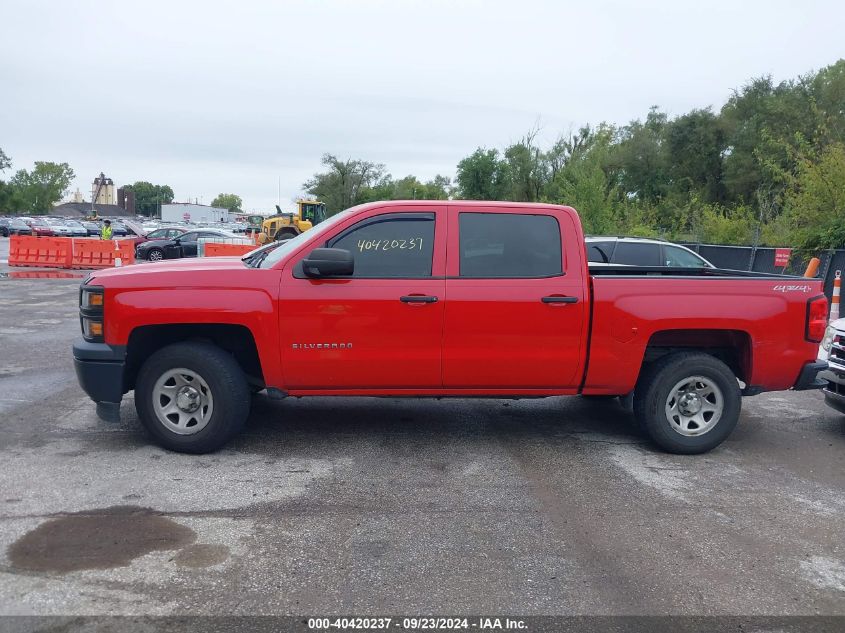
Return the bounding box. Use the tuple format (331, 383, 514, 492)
(88, 257, 247, 284)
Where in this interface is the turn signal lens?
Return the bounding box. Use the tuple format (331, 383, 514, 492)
(89, 293, 103, 307)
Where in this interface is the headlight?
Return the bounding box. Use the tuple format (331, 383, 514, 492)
(81, 286, 104, 310)
(821, 326, 835, 352)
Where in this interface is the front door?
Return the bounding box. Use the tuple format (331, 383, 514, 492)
(442, 206, 587, 389)
(279, 207, 446, 390)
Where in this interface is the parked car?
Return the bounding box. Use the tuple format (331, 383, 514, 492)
(109, 222, 129, 237)
(135, 229, 240, 261)
(0, 219, 10, 236)
(82, 221, 102, 237)
(73, 200, 827, 455)
(586, 237, 714, 268)
(27, 219, 54, 237)
(129, 226, 189, 248)
(64, 220, 89, 237)
(6, 218, 34, 236)
(47, 220, 74, 237)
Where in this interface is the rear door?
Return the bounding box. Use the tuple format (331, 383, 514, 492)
(443, 206, 587, 389)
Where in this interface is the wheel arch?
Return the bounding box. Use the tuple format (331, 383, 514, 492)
(640, 328, 752, 385)
(125, 323, 264, 392)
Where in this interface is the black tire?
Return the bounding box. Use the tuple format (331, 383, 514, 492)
(147, 248, 164, 262)
(135, 342, 250, 453)
(633, 352, 741, 454)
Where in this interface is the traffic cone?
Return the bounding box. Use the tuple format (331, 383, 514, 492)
(831, 270, 841, 322)
(113, 239, 122, 268)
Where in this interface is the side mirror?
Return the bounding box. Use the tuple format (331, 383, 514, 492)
(302, 248, 354, 278)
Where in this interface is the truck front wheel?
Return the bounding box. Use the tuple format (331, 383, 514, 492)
(135, 342, 250, 454)
(633, 352, 741, 454)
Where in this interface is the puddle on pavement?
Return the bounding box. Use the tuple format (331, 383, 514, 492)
(8, 505, 196, 572)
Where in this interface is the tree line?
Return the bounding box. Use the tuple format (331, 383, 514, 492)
(305, 59, 845, 251)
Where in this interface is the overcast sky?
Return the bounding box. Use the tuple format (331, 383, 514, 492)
(1, 0, 843, 212)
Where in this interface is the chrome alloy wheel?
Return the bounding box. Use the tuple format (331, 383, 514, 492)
(148, 250, 164, 262)
(152, 368, 214, 435)
(664, 375, 723, 436)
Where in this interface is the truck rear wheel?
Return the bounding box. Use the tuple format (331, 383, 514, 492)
(135, 342, 250, 454)
(633, 352, 741, 454)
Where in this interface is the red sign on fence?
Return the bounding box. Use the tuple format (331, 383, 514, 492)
(774, 248, 792, 267)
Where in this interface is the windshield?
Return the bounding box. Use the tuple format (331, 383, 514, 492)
(257, 209, 353, 269)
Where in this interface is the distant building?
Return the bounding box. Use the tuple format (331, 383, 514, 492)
(161, 203, 229, 224)
(92, 173, 115, 205)
(52, 202, 134, 218)
(53, 172, 136, 217)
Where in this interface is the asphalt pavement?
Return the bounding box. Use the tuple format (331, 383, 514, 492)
(0, 236, 843, 617)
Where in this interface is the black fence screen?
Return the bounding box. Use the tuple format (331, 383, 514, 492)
(682, 243, 844, 301)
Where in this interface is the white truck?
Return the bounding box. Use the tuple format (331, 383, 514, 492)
(818, 319, 845, 413)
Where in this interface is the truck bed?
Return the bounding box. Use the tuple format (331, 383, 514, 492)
(584, 270, 824, 395)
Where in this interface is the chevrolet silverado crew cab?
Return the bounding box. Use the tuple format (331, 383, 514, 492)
(73, 201, 828, 455)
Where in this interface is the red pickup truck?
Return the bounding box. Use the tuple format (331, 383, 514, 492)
(73, 201, 828, 455)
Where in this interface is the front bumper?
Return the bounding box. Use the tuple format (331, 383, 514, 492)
(822, 359, 845, 414)
(72, 340, 127, 422)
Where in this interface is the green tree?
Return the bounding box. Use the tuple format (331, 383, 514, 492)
(613, 107, 669, 204)
(780, 143, 845, 250)
(0, 148, 12, 213)
(546, 130, 618, 234)
(303, 154, 387, 215)
(455, 148, 509, 200)
(9, 161, 75, 214)
(665, 108, 726, 204)
(502, 128, 546, 202)
(210, 193, 242, 212)
(124, 182, 175, 217)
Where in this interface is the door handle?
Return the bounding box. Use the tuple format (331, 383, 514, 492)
(541, 295, 578, 304)
(400, 295, 438, 304)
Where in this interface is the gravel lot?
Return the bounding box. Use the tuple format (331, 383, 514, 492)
(0, 236, 844, 617)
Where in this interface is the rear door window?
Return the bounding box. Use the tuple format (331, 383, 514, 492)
(458, 213, 562, 278)
(611, 242, 661, 267)
(587, 241, 615, 263)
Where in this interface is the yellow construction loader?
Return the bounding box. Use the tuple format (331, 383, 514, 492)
(258, 200, 328, 244)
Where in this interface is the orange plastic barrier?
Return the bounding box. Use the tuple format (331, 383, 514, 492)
(204, 242, 255, 257)
(70, 239, 136, 269)
(8, 235, 72, 268)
